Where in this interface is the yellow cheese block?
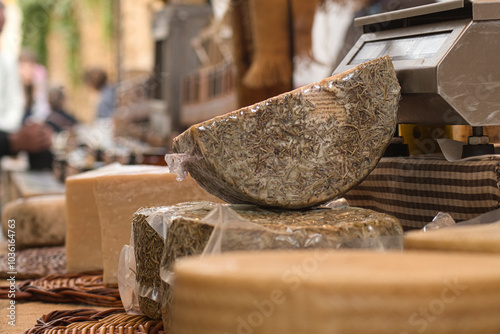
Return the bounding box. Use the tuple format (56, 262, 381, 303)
(65, 164, 222, 279)
(1, 195, 66, 249)
(172, 250, 500, 334)
(65, 164, 125, 274)
(404, 222, 500, 253)
(92, 167, 223, 286)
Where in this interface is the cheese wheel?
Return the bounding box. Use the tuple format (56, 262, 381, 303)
(404, 222, 500, 253)
(133, 203, 402, 320)
(172, 250, 500, 334)
(93, 167, 223, 286)
(172, 56, 400, 209)
(65, 163, 126, 274)
(1, 195, 66, 249)
(65, 164, 222, 281)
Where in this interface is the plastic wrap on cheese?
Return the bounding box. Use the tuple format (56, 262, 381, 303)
(159, 203, 404, 327)
(119, 202, 403, 321)
(167, 56, 400, 209)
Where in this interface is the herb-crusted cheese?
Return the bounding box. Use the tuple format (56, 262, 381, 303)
(155, 204, 403, 325)
(172, 56, 400, 209)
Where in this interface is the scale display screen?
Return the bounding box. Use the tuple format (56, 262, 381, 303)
(348, 32, 451, 65)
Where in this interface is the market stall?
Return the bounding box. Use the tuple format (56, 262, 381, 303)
(2, 1, 500, 333)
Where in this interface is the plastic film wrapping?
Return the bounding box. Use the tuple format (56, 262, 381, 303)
(168, 56, 400, 209)
(159, 203, 404, 327)
(118, 202, 217, 319)
(405, 208, 500, 253)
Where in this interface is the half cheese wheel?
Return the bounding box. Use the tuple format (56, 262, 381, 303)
(172, 250, 500, 334)
(172, 56, 400, 209)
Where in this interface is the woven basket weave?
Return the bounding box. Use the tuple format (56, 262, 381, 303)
(0, 246, 65, 280)
(0, 272, 122, 308)
(24, 308, 164, 334)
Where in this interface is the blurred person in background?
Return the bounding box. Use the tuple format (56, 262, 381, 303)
(0, 0, 24, 134)
(0, 0, 52, 159)
(45, 85, 78, 133)
(19, 48, 50, 123)
(84, 67, 116, 120)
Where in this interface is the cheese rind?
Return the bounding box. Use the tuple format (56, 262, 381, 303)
(94, 168, 222, 286)
(404, 222, 500, 253)
(1, 195, 66, 249)
(65, 164, 124, 274)
(172, 250, 500, 334)
(65, 164, 222, 278)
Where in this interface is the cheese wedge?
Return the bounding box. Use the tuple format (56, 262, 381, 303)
(172, 56, 400, 209)
(171, 250, 500, 334)
(65, 164, 222, 280)
(94, 168, 223, 286)
(65, 164, 124, 274)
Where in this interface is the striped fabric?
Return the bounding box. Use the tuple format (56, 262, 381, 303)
(345, 156, 500, 229)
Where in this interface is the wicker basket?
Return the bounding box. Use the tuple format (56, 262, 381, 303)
(0, 246, 65, 280)
(25, 308, 164, 334)
(0, 272, 122, 308)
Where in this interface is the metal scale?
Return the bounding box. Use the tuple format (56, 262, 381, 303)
(334, 0, 500, 158)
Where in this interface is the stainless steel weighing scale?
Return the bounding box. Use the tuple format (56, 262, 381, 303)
(334, 0, 500, 157)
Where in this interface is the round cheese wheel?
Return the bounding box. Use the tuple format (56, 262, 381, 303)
(1, 195, 66, 249)
(171, 250, 500, 334)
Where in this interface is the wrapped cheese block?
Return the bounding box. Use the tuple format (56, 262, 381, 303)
(133, 203, 402, 323)
(65, 164, 222, 280)
(132, 202, 216, 319)
(170, 56, 400, 209)
(171, 250, 500, 334)
(404, 222, 500, 253)
(93, 167, 222, 286)
(1, 195, 66, 249)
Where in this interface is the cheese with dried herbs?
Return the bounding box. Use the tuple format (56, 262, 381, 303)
(171, 56, 400, 209)
(154, 204, 403, 325)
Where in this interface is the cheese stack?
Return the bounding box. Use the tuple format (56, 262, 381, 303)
(171, 250, 500, 334)
(65, 164, 222, 285)
(404, 222, 500, 253)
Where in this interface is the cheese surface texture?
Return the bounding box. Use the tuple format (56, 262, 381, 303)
(404, 222, 500, 253)
(65, 164, 221, 278)
(1, 195, 66, 249)
(172, 250, 500, 334)
(172, 56, 400, 209)
(160, 205, 402, 325)
(65, 164, 124, 274)
(93, 168, 222, 286)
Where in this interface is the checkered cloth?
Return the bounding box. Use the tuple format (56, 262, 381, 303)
(345, 156, 500, 229)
